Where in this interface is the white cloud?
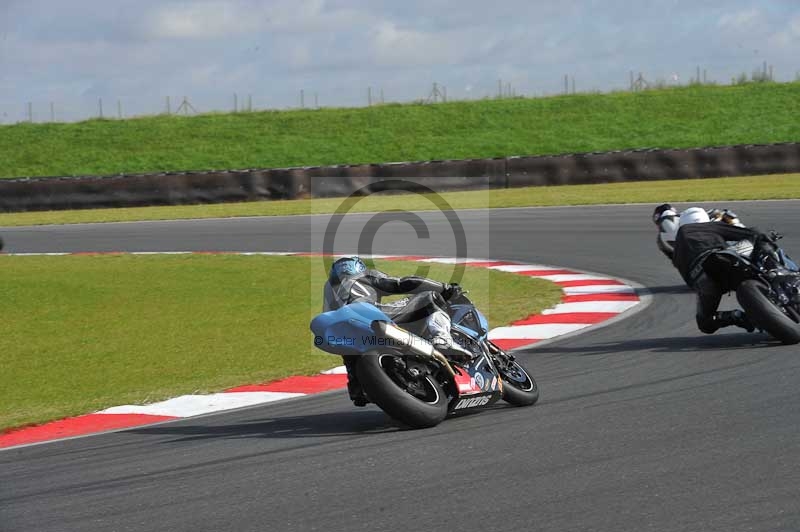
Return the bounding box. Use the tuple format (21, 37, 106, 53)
(187, 64, 220, 85)
(146, 1, 263, 39)
(144, 0, 381, 40)
(369, 22, 472, 67)
(767, 14, 800, 49)
(718, 8, 761, 30)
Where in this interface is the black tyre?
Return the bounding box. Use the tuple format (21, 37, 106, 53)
(737, 280, 800, 345)
(498, 359, 539, 406)
(356, 350, 448, 428)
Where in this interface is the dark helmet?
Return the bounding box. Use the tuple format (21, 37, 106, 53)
(652, 203, 677, 225)
(329, 256, 367, 284)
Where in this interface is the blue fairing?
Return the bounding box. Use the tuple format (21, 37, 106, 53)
(310, 303, 392, 357)
(449, 303, 490, 342)
(780, 248, 799, 271)
(476, 309, 489, 339)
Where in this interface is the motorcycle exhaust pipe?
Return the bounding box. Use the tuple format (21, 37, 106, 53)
(370, 321, 457, 378)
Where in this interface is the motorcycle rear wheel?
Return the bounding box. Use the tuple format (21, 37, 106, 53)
(737, 280, 800, 345)
(357, 350, 448, 428)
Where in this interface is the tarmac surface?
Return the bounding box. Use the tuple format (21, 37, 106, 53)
(2, 200, 800, 532)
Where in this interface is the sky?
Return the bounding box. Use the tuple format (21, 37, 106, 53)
(0, 0, 798, 122)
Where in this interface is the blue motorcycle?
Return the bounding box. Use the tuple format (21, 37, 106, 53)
(310, 288, 539, 428)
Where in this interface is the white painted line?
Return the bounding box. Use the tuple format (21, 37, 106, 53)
(1, 252, 70, 256)
(417, 257, 492, 264)
(488, 323, 591, 340)
(536, 274, 611, 282)
(130, 251, 193, 255)
(321, 366, 348, 375)
(235, 252, 296, 256)
(542, 301, 641, 314)
(486, 264, 562, 272)
(561, 285, 636, 295)
(98, 391, 305, 417)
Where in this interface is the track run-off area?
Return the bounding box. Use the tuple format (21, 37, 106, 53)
(2, 200, 800, 532)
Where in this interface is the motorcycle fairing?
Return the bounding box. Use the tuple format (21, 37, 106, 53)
(310, 302, 392, 357)
(449, 303, 489, 340)
(454, 358, 501, 392)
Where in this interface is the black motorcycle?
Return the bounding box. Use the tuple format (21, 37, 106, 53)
(705, 231, 800, 344)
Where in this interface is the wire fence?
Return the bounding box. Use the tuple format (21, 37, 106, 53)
(1, 63, 796, 125)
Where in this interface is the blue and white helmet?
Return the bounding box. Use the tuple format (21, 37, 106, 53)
(329, 256, 367, 284)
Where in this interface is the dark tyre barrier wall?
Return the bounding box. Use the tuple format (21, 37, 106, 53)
(0, 169, 307, 212)
(1, 143, 799, 212)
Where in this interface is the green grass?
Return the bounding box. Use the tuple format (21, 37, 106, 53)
(1, 173, 798, 227)
(1, 83, 799, 179)
(0, 255, 561, 431)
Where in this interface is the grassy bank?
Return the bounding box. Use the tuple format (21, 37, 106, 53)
(0, 254, 561, 431)
(0, 173, 798, 227)
(1, 83, 799, 179)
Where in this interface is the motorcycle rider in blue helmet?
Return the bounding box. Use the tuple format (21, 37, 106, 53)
(323, 256, 472, 406)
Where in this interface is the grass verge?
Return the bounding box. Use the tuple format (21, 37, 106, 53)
(0, 254, 561, 431)
(1, 83, 799, 179)
(1, 174, 799, 227)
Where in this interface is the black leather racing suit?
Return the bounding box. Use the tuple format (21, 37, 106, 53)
(323, 269, 450, 325)
(672, 222, 762, 333)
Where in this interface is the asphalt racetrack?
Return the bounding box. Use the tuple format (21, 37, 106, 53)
(3, 201, 800, 532)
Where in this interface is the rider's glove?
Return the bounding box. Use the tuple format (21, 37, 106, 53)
(721, 210, 744, 227)
(707, 208, 723, 222)
(442, 283, 462, 301)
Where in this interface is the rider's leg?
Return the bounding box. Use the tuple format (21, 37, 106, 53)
(694, 273, 754, 333)
(694, 273, 723, 333)
(390, 292, 474, 361)
(342, 355, 367, 406)
(389, 292, 444, 328)
(425, 308, 474, 361)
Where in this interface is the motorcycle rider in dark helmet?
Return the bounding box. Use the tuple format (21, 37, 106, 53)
(657, 205, 770, 334)
(652, 203, 746, 261)
(323, 256, 472, 406)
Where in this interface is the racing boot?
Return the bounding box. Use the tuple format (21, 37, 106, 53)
(715, 310, 756, 333)
(342, 356, 368, 407)
(426, 310, 474, 363)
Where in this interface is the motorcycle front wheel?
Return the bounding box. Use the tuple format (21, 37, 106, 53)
(495, 357, 539, 406)
(737, 279, 800, 345)
(356, 350, 448, 428)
